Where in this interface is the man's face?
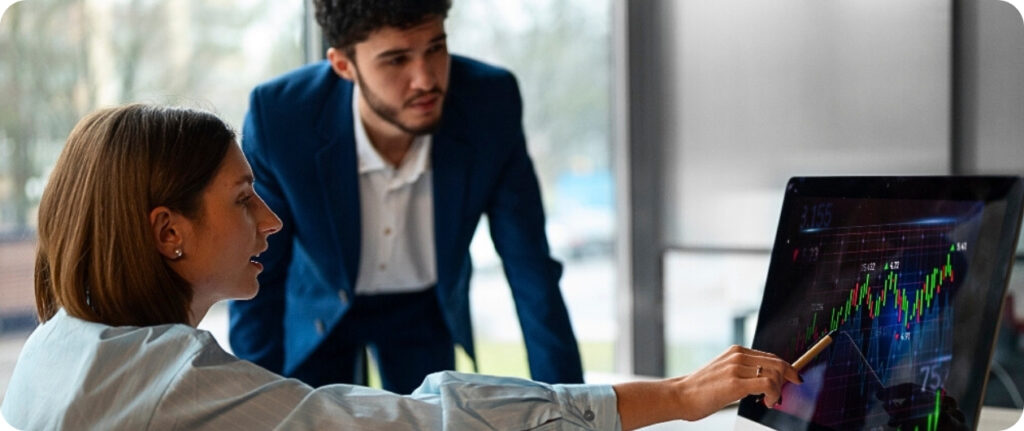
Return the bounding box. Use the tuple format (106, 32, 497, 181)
(342, 17, 450, 136)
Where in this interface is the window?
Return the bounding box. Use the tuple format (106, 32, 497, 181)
(0, 0, 616, 395)
(0, 0, 304, 401)
(447, 0, 616, 378)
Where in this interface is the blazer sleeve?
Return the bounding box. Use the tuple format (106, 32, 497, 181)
(228, 88, 295, 373)
(485, 74, 585, 384)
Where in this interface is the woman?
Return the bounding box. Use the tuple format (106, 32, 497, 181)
(1, 104, 799, 430)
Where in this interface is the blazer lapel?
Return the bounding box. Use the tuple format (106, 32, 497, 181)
(315, 80, 361, 288)
(431, 107, 473, 289)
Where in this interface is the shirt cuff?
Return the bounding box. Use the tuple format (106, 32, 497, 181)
(553, 384, 621, 430)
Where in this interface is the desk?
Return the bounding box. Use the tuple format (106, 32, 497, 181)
(635, 405, 1022, 430)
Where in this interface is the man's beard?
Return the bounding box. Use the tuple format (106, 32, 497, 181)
(356, 72, 445, 136)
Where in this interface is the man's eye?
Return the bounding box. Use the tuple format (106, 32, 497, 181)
(387, 56, 408, 66)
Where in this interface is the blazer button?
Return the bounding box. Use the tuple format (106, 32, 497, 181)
(338, 290, 349, 305)
(314, 318, 325, 335)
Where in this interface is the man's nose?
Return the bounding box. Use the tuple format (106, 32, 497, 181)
(409, 57, 438, 91)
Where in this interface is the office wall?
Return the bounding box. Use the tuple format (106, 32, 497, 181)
(661, 0, 951, 249)
(960, 0, 1024, 175)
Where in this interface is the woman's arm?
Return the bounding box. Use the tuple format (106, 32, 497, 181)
(614, 345, 801, 430)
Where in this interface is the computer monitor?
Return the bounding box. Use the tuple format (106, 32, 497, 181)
(737, 176, 1024, 431)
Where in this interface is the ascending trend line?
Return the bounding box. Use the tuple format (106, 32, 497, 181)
(797, 245, 957, 350)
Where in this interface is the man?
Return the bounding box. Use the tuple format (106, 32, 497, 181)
(229, 0, 584, 394)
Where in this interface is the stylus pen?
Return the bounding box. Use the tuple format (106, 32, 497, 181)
(792, 329, 837, 371)
(750, 329, 837, 407)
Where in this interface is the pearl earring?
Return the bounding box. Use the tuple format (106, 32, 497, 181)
(174, 248, 183, 259)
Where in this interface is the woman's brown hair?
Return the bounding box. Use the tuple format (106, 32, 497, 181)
(35, 104, 234, 326)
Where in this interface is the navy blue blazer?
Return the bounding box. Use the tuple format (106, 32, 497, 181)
(228, 56, 584, 384)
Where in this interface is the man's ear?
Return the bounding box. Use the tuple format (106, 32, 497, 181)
(327, 47, 357, 82)
(150, 206, 186, 260)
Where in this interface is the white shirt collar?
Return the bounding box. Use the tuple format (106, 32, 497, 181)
(353, 86, 432, 188)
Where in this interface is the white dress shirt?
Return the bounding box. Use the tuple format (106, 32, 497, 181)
(1, 309, 620, 430)
(353, 86, 437, 295)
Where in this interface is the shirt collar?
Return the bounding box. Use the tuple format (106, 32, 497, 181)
(353, 85, 432, 186)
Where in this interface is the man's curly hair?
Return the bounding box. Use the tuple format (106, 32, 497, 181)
(314, 0, 452, 58)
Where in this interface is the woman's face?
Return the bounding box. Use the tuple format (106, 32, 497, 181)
(172, 143, 282, 320)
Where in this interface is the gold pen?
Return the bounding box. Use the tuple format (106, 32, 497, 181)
(793, 329, 837, 371)
(749, 329, 837, 407)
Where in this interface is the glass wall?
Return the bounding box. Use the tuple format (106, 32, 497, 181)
(0, 0, 616, 394)
(0, 0, 305, 401)
(446, 0, 616, 378)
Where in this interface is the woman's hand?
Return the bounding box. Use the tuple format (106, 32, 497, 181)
(613, 345, 801, 430)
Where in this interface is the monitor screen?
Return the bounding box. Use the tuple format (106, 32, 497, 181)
(739, 177, 1024, 431)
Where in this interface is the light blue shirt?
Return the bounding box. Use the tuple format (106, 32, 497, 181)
(2, 309, 620, 430)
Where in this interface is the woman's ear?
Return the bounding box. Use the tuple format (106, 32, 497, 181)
(149, 206, 186, 260)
